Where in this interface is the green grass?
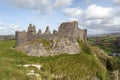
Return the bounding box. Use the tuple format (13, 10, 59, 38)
(0, 40, 117, 80)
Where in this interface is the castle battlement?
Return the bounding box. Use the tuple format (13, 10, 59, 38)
(15, 21, 87, 46)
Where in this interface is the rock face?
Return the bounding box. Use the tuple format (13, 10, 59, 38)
(15, 21, 86, 56)
(18, 38, 80, 56)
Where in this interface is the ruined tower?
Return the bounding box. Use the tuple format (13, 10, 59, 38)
(58, 21, 87, 41)
(27, 24, 37, 40)
(27, 24, 36, 35)
(58, 21, 78, 33)
(38, 29, 42, 34)
(44, 26, 51, 35)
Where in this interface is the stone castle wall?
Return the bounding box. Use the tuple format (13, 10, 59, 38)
(15, 31, 27, 46)
(15, 21, 87, 46)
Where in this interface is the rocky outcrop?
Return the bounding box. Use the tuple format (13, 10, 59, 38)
(17, 38, 80, 56)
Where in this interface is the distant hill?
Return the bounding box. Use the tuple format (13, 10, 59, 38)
(88, 32, 120, 38)
(0, 35, 15, 41)
(88, 32, 120, 53)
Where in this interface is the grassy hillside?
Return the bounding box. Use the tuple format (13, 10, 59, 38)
(0, 40, 118, 80)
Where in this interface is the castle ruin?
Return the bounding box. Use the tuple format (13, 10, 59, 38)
(16, 21, 87, 46)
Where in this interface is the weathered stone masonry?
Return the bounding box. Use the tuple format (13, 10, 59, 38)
(16, 21, 87, 46)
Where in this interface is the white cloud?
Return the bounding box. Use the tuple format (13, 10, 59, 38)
(0, 27, 3, 30)
(69, 18, 78, 21)
(63, 4, 113, 20)
(53, 0, 73, 8)
(85, 4, 113, 19)
(0, 22, 21, 35)
(0, 22, 5, 31)
(62, 7, 83, 18)
(9, 24, 21, 31)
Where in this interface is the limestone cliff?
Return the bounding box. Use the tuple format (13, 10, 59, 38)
(16, 38, 80, 56)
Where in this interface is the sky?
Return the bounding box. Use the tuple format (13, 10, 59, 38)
(0, 0, 120, 35)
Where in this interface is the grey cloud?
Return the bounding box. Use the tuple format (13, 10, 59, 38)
(6, 0, 73, 15)
(114, 0, 120, 5)
(7, 0, 53, 14)
(53, 0, 73, 8)
(81, 17, 120, 35)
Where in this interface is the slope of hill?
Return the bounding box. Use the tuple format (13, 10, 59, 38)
(0, 40, 119, 80)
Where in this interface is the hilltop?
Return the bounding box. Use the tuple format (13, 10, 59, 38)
(0, 40, 119, 80)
